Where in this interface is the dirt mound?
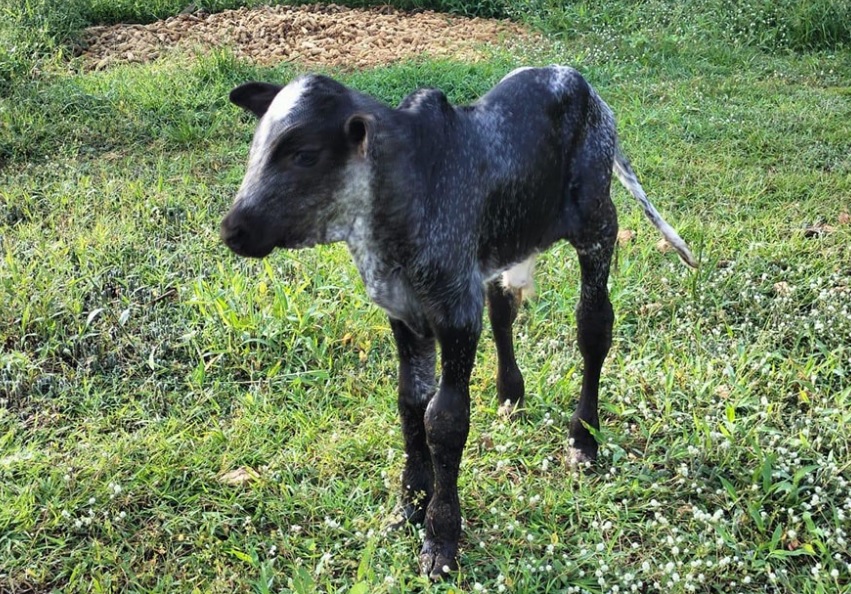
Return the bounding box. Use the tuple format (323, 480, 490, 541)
(80, 3, 532, 70)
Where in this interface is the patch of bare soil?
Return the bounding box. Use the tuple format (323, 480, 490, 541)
(80, 3, 532, 70)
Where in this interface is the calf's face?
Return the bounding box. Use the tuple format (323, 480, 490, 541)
(221, 76, 371, 258)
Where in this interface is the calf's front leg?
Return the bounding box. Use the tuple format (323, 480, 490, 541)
(390, 318, 437, 525)
(420, 313, 481, 580)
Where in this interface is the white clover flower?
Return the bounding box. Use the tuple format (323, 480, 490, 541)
(324, 516, 340, 529)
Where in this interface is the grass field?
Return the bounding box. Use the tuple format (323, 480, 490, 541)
(1, 1, 851, 592)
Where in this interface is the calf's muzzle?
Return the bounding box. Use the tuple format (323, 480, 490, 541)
(220, 206, 276, 259)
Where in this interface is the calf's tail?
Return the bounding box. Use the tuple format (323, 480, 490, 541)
(613, 147, 698, 268)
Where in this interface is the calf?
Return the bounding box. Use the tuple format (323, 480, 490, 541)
(220, 66, 697, 580)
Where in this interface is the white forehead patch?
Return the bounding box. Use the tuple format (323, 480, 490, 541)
(266, 76, 311, 123)
(252, 76, 311, 152)
(236, 77, 311, 206)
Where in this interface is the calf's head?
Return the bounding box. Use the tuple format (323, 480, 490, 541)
(221, 75, 373, 258)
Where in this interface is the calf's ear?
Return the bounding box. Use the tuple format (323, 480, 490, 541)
(345, 114, 374, 158)
(229, 82, 283, 118)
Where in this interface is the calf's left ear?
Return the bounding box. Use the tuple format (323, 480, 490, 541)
(345, 114, 374, 158)
(229, 82, 283, 118)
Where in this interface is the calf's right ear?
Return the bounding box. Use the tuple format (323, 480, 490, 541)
(229, 82, 283, 118)
(345, 114, 374, 158)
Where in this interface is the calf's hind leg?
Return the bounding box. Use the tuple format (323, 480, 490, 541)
(569, 240, 615, 464)
(486, 279, 525, 413)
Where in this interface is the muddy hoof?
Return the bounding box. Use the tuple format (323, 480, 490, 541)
(419, 541, 458, 581)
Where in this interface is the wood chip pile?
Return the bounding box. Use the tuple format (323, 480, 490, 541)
(80, 3, 531, 70)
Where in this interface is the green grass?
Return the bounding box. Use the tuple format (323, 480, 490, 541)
(2, 1, 851, 592)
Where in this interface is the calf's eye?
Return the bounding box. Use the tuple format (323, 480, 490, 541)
(291, 149, 320, 167)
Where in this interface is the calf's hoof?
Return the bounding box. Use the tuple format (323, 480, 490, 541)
(496, 367, 525, 419)
(402, 500, 427, 525)
(568, 416, 598, 466)
(497, 397, 526, 420)
(419, 540, 458, 581)
(385, 502, 426, 532)
(567, 445, 597, 467)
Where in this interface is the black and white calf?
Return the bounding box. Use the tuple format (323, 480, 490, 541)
(220, 66, 697, 580)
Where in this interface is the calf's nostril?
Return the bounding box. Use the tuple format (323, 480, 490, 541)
(220, 217, 246, 247)
(220, 212, 274, 258)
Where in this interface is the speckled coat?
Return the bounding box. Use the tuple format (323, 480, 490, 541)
(220, 66, 696, 580)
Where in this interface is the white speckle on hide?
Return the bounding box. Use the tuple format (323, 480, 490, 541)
(325, 159, 373, 243)
(499, 66, 534, 83)
(343, 164, 422, 328)
(411, 351, 437, 404)
(548, 65, 581, 93)
(575, 242, 603, 255)
(403, 88, 437, 110)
